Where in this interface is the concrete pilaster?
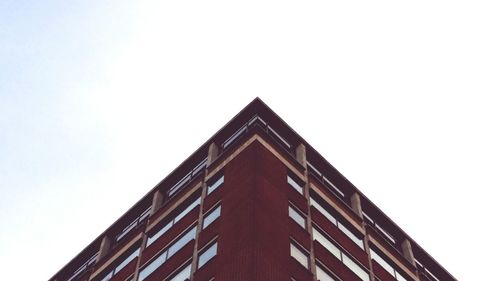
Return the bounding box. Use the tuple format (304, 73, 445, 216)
(295, 143, 307, 167)
(401, 239, 417, 267)
(350, 192, 363, 217)
(96, 236, 111, 263)
(151, 190, 164, 214)
(207, 142, 219, 166)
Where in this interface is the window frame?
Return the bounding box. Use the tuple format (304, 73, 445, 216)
(287, 173, 304, 195)
(197, 240, 218, 269)
(310, 194, 364, 249)
(146, 194, 201, 247)
(138, 225, 197, 281)
(207, 174, 224, 195)
(290, 241, 310, 269)
(95, 246, 140, 281)
(312, 225, 369, 281)
(370, 247, 410, 281)
(289, 203, 307, 229)
(202, 203, 221, 229)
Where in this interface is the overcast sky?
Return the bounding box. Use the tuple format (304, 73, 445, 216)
(1, 1, 499, 280)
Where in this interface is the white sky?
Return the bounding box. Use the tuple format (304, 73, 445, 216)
(1, 1, 499, 280)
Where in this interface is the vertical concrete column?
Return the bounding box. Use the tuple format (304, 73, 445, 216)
(151, 190, 164, 214)
(96, 236, 112, 262)
(295, 143, 307, 168)
(207, 142, 220, 166)
(401, 239, 417, 267)
(350, 192, 363, 217)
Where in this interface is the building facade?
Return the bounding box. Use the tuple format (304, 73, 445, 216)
(50, 98, 456, 281)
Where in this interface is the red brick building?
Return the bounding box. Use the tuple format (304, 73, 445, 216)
(50, 98, 456, 281)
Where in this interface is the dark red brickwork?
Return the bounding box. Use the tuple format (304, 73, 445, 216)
(210, 141, 305, 281)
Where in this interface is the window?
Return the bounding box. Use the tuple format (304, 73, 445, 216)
(139, 227, 197, 281)
(312, 227, 341, 260)
(289, 205, 306, 229)
(207, 175, 224, 195)
(316, 264, 338, 281)
(287, 174, 304, 195)
(169, 263, 192, 281)
(313, 226, 369, 281)
(311, 197, 337, 225)
(310, 196, 364, 249)
(337, 222, 364, 249)
(342, 254, 370, 281)
(146, 196, 201, 247)
(290, 243, 309, 269)
(168, 227, 197, 258)
(198, 242, 218, 269)
(370, 248, 409, 281)
(96, 248, 140, 281)
(203, 205, 221, 229)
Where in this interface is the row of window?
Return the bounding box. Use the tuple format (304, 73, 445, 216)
(155, 239, 218, 281)
(139, 226, 197, 281)
(287, 173, 408, 281)
(313, 227, 369, 281)
(96, 248, 140, 281)
(290, 236, 369, 281)
(288, 196, 363, 252)
(139, 203, 222, 281)
(147, 197, 201, 247)
(115, 158, 210, 248)
(92, 175, 223, 281)
(371, 248, 409, 281)
(310, 196, 364, 249)
(147, 174, 223, 247)
(288, 215, 411, 281)
(288, 172, 363, 250)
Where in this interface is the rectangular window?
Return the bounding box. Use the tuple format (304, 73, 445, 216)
(313, 226, 369, 281)
(370, 248, 408, 281)
(115, 248, 140, 273)
(337, 222, 364, 249)
(316, 264, 338, 281)
(167, 227, 197, 258)
(138, 255, 166, 281)
(96, 248, 140, 281)
(290, 243, 309, 269)
(203, 205, 221, 229)
(289, 205, 306, 229)
(198, 242, 218, 269)
(312, 227, 341, 260)
(207, 175, 224, 195)
(310, 197, 364, 249)
(146, 196, 201, 247)
(342, 254, 370, 281)
(311, 197, 337, 225)
(287, 175, 304, 195)
(169, 264, 192, 281)
(139, 226, 197, 281)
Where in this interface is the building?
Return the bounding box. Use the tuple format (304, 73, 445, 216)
(50, 98, 456, 281)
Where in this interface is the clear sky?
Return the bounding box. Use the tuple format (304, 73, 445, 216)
(1, 1, 499, 280)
